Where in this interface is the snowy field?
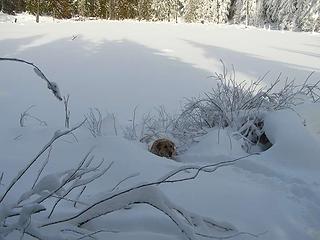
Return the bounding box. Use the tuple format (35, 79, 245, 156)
(1, 13, 320, 240)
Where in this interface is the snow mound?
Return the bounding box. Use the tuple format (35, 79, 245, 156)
(296, 103, 320, 136)
(263, 109, 320, 170)
(180, 129, 245, 163)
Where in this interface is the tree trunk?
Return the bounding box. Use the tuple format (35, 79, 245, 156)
(217, 0, 219, 23)
(175, 0, 178, 23)
(36, 0, 40, 23)
(246, 0, 249, 26)
(110, 0, 115, 19)
(138, 0, 141, 21)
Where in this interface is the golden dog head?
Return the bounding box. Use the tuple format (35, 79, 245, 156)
(150, 138, 176, 159)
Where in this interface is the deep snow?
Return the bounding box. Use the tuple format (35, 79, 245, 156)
(1, 13, 320, 240)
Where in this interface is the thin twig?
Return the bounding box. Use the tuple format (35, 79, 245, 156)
(64, 95, 71, 128)
(32, 146, 53, 189)
(110, 173, 140, 192)
(74, 186, 87, 208)
(0, 172, 4, 186)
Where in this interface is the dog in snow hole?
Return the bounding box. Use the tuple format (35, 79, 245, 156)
(150, 138, 177, 159)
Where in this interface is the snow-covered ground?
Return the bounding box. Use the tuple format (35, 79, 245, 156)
(1, 13, 320, 240)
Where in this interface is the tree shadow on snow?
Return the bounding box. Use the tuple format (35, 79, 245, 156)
(183, 39, 320, 85)
(0, 35, 43, 56)
(273, 47, 320, 59)
(1, 34, 319, 126)
(0, 35, 215, 125)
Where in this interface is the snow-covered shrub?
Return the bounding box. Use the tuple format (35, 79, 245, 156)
(175, 63, 319, 152)
(101, 112, 119, 136)
(123, 106, 140, 140)
(139, 106, 176, 143)
(126, 63, 319, 153)
(85, 108, 119, 137)
(84, 108, 103, 137)
(123, 106, 190, 153)
(0, 121, 86, 239)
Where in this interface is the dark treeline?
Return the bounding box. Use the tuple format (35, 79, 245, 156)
(1, 0, 319, 32)
(1, 0, 157, 20)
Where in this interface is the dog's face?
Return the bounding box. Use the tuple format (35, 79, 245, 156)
(151, 139, 176, 158)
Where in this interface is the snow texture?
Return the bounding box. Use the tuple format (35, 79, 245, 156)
(0, 13, 320, 240)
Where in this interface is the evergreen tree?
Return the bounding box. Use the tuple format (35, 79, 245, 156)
(184, 0, 201, 22)
(137, 0, 152, 20)
(279, 0, 298, 30)
(97, 0, 107, 18)
(200, 0, 219, 23)
(152, 0, 179, 21)
(26, 0, 48, 17)
(263, 0, 320, 31)
(117, 0, 138, 19)
(2, 0, 26, 14)
(52, 0, 73, 18)
(0, 0, 317, 32)
(297, 0, 320, 31)
(233, 0, 258, 25)
(26, 0, 72, 19)
(218, 0, 231, 23)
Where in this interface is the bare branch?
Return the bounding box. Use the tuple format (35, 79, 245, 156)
(63, 95, 71, 128)
(0, 173, 4, 187)
(19, 105, 47, 127)
(0, 57, 62, 101)
(110, 173, 140, 192)
(36, 147, 95, 205)
(47, 159, 113, 218)
(40, 154, 254, 230)
(74, 186, 87, 208)
(112, 113, 118, 136)
(0, 119, 86, 204)
(13, 134, 23, 141)
(85, 108, 103, 137)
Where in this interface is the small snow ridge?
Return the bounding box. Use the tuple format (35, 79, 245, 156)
(161, 49, 174, 53)
(0, 12, 14, 23)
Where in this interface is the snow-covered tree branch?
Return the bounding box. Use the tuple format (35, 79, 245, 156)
(39, 154, 257, 240)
